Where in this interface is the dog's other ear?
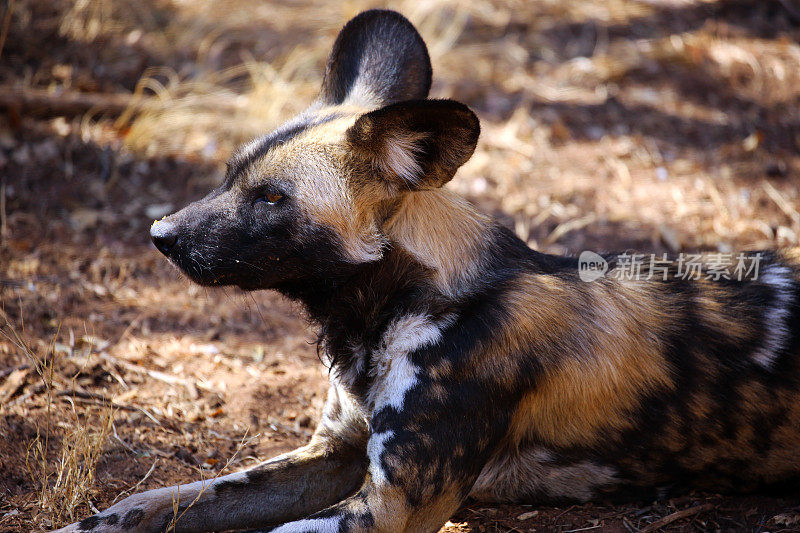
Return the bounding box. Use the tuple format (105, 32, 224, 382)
(318, 9, 432, 107)
(347, 99, 480, 190)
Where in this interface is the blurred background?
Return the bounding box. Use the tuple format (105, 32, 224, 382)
(1, 0, 799, 531)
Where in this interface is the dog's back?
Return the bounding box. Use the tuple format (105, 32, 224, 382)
(467, 242, 800, 502)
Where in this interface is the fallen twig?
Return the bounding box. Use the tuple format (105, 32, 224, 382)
(56, 390, 138, 412)
(0, 85, 245, 119)
(544, 214, 597, 246)
(639, 503, 715, 533)
(564, 525, 602, 533)
(0, 86, 145, 117)
(97, 352, 205, 396)
(763, 181, 800, 227)
(0, 363, 29, 379)
(113, 458, 158, 504)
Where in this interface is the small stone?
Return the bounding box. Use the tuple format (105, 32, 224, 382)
(517, 511, 539, 521)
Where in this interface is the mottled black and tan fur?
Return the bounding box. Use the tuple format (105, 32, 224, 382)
(54, 10, 800, 533)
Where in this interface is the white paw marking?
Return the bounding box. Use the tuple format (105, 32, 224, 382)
(269, 516, 343, 533)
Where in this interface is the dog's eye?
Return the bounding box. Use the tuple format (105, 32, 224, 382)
(256, 193, 284, 206)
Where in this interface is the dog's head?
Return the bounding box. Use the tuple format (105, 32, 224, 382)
(150, 10, 480, 291)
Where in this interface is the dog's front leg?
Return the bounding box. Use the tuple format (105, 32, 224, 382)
(256, 401, 495, 533)
(256, 475, 462, 533)
(52, 386, 369, 533)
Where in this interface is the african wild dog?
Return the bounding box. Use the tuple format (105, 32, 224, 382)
(55, 9, 800, 533)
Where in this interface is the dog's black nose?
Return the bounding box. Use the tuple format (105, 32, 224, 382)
(150, 220, 179, 255)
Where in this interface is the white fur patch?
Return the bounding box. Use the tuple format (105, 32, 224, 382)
(752, 265, 794, 368)
(379, 132, 424, 186)
(317, 385, 368, 447)
(269, 516, 343, 533)
(367, 430, 395, 485)
(366, 314, 448, 411)
(380, 353, 418, 411)
(341, 223, 386, 264)
(361, 314, 453, 487)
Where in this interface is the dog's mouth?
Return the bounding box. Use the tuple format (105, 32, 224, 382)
(149, 212, 356, 294)
(162, 242, 293, 291)
(166, 252, 228, 287)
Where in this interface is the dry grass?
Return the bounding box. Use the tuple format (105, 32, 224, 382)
(163, 429, 256, 533)
(26, 407, 113, 526)
(1, 310, 112, 527)
(118, 1, 470, 159)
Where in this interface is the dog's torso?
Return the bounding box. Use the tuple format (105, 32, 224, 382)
(317, 220, 800, 507)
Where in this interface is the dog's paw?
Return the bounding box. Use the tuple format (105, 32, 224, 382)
(48, 518, 93, 533)
(49, 507, 153, 533)
(49, 514, 115, 533)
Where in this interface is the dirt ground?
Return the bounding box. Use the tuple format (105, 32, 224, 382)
(2, 0, 800, 531)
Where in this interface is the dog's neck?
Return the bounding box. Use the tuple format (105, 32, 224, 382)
(275, 188, 540, 397)
(282, 246, 444, 396)
(282, 188, 496, 318)
(296, 246, 443, 334)
(274, 190, 490, 385)
(383, 188, 492, 298)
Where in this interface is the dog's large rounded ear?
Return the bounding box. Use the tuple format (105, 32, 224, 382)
(346, 99, 480, 190)
(318, 10, 432, 107)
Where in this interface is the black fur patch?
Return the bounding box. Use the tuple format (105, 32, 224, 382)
(319, 9, 431, 105)
(121, 508, 145, 529)
(226, 122, 309, 182)
(77, 515, 101, 531)
(225, 112, 344, 183)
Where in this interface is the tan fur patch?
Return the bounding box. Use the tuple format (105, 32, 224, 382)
(357, 476, 410, 532)
(471, 446, 618, 502)
(383, 188, 491, 295)
(778, 247, 800, 267)
(504, 275, 675, 448)
(693, 279, 755, 345)
(762, 388, 800, 481)
(406, 491, 462, 532)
